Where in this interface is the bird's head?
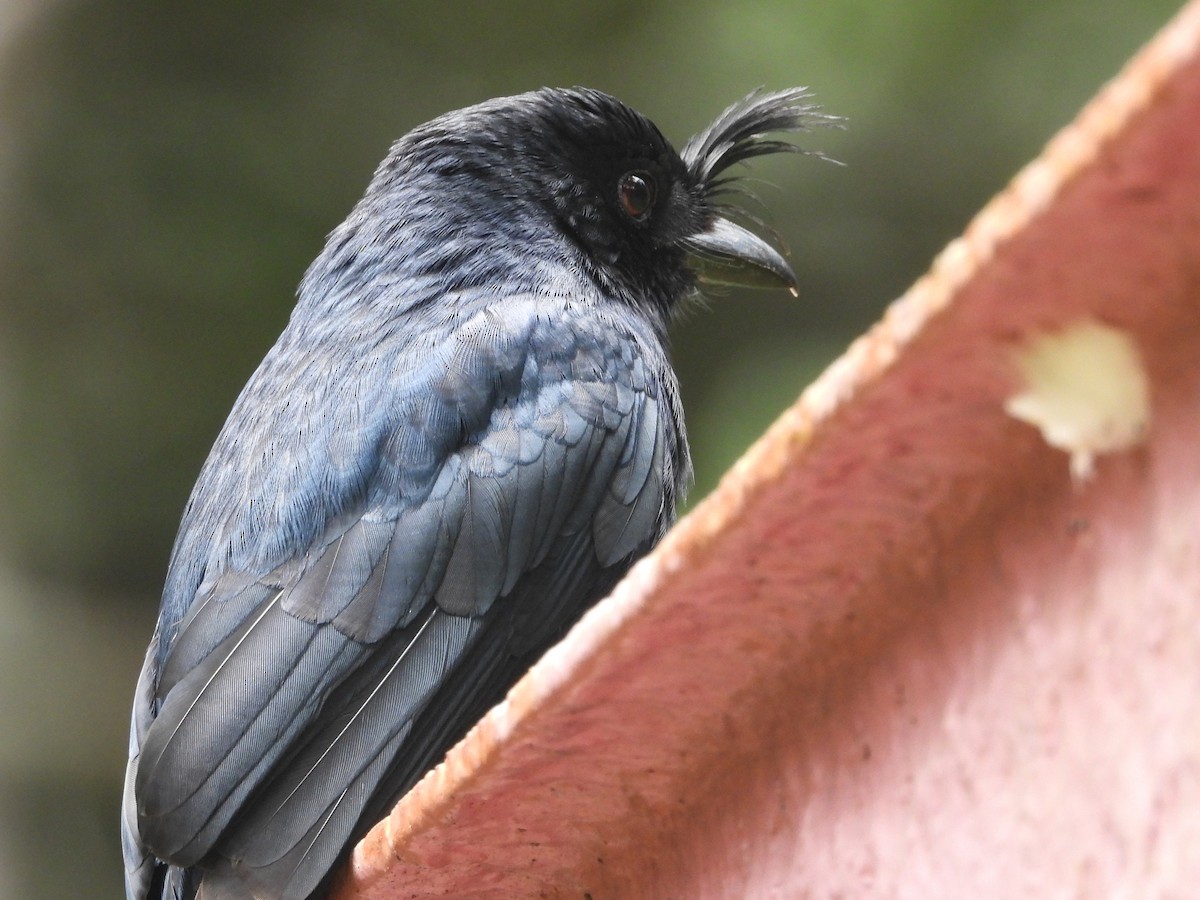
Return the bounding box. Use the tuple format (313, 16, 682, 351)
(311, 87, 836, 323)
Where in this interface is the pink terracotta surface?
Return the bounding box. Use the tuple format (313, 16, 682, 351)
(336, 2, 1200, 896)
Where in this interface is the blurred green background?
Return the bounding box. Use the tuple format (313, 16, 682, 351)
(0, 1, 1184, 896)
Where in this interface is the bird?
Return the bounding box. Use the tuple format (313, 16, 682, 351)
(122, 85, 834, 900)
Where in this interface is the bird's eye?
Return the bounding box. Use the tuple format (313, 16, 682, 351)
(617, 171, 656, 221)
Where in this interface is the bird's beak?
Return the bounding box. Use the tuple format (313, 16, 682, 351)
(683, 216, 798, 296)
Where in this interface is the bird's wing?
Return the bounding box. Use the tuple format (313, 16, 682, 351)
(130, 304, 675, 899)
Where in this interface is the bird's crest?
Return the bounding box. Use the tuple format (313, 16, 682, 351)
(681, 88, 841, 198)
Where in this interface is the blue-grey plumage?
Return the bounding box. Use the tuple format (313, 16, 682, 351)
(123, 86, 834, 899)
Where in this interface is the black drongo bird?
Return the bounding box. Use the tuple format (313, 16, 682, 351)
(122, 86, 832, 899)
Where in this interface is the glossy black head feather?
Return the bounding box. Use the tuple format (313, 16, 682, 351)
(305, 88, 704, 320)
(681, 87, 838, 198)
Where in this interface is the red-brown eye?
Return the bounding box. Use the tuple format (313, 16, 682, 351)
(617, 171, 656, 221)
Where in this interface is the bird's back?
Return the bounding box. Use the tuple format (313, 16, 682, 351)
(125, 289, 687, 899)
